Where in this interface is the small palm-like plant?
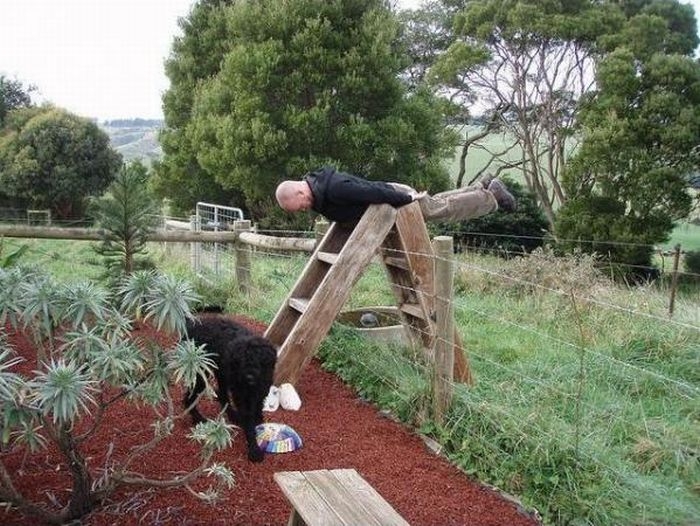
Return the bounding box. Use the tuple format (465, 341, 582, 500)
(90, 160, 160, 279)
(0, 267, 233, 524)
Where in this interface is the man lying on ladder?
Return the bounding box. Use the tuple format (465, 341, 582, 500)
(275, 166, 517, 223)
(270, 165, 515, 386)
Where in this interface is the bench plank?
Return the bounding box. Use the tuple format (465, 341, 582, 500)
(303, 470, 384, 526)
(274, 469, 409, 526)
(274, 471, 344, 526)
(332, 469, 410, 526)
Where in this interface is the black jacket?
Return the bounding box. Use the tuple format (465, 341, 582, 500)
(304, 167, 413, 223)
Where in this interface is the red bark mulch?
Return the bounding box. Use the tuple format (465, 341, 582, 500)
(1, 316, 540, 526)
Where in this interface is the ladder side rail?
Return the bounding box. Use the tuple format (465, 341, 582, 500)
(273, 205, 398, 384)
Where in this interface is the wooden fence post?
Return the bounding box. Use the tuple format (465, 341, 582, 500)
(234, 220, 252, 294)
(432, 236, 455, 424)
(668, 243, 681, 317)
(190, 215, 201, 273)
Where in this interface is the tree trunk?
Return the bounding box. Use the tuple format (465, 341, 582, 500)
(56, 425, 95, 520)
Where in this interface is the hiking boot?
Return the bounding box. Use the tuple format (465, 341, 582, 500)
(487, 179, 517, 212)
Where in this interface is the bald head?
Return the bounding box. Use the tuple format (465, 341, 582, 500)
(275, 180, 314, 212)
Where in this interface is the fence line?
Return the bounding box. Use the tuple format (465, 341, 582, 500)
(3, 223, 698, 523)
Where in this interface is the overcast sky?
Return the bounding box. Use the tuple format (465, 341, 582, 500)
(1, 0, 698, 122)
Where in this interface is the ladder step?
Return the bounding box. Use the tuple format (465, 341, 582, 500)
(316, 251, 339, 265)
(383, 256, 409, 270)
(400, 303, 426, 319)
(288, 297, 309, 313)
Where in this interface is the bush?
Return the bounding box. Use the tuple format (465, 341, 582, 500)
(89, 160, 160, 281)
(0, 268, 234, 524)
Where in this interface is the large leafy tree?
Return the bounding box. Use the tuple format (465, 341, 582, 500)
(0, 107, 121, 219)
(430, 0, 625, 226)
(152, 0, 243, 216)
(396, 0, 460, 92)
(158, 0, 457, 221)
(556, 2, 700, 274)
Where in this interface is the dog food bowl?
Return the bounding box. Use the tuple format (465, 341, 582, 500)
(336, 306, 410, 346)
(255, 423, 303, 453)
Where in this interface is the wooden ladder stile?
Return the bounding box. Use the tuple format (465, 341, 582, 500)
(266, 201, 471, 386)
(380, 203, 436, 350)
(267, 204, 399, 385)
(390, 204, 472, 384)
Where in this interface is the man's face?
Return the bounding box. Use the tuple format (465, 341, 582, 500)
(288, 184, 313, 211)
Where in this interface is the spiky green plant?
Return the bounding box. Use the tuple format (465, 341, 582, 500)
(0, 267, 234, 525)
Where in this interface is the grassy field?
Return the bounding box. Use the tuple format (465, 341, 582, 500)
(664, 222, 700, 252)
(5, 237, 698, 525)
(231, 248, 698, 525)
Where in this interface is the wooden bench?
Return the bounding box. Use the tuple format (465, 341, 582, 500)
(274, 468, 410, 526)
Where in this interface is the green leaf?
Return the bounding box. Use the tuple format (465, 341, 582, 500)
(29, 359, 97, 424)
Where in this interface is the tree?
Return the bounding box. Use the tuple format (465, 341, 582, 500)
(0, 107, 121, 219)
(556, 4, 700, 275)
(159, 0, 457, 222)
(396, 0, 459, 92)
(429, 0, 626, 227)
(0, 268, 234, 524)
(153, 0, 244, 216)
(90, 160, 160, 278)
(0, 75, 34, 127)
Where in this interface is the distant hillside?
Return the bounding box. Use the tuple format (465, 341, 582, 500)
(100, 119, 163, 164)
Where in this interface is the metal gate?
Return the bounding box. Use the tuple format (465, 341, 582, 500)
(194, 202, 245, 275)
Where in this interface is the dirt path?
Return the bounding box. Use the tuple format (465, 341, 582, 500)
(1, 317, 539, 526)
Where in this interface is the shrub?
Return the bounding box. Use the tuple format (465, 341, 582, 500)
(0, 268, 234, 524)
(684, 249, 700, 277)
(89, 160, 160, 280)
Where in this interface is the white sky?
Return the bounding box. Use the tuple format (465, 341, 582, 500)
(0, 0, 697, 122)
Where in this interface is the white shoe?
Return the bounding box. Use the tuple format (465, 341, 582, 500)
(263, 385, 280, 412)
(279, 383, 302, 411)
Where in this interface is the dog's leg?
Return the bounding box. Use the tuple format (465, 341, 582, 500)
(240, 413, 264, 463)
(215, 385, 240, 425)
(231, 391, 265, 462)
(183, 374, 208, 424)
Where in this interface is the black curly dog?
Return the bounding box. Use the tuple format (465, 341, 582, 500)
(183, 307, 277, 462)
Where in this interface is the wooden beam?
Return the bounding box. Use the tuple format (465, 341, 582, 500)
(0, 225, 316, 249)
(0, 224, 240, 242)
(238, 232, 315, 252)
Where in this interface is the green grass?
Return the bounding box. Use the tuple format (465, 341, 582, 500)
(8, 238, 700, 526)
(664, 222, 700, 252)
(1, 238, 104, 281)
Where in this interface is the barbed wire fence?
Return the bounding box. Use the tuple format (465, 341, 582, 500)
(155, 221, 698, 521)
(1, 214, 698, 521)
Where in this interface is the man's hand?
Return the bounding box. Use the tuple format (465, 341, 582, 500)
(410, 190, 428, 201)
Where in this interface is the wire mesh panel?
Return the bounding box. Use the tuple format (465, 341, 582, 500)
(195, 202, 245, 275)
(26, 209, 52, 226)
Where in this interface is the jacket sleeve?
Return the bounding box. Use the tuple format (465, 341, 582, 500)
(331, 177, 414, 208)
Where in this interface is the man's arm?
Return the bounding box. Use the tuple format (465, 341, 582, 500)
(332, 177, 414, 207)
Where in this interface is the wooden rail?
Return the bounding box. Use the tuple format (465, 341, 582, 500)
(0, 224, 315, 250)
